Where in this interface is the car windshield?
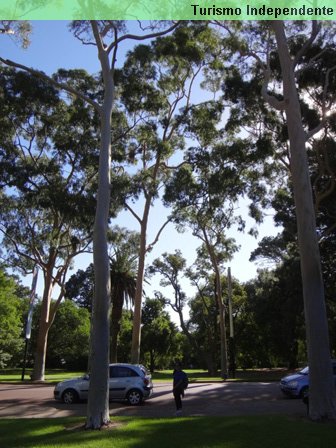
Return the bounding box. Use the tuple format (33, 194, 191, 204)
(299, 367, 309, 375)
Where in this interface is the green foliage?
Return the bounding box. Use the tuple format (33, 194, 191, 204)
(43, 300, 90, 370)
(0, 67, 105, 380)
(0, 269, 28, 368)
(189, 291, 219, 372)
(154, 24, 211, 65)
(245, 182, 305, 368)
(3, 21, 336, 378)
(141, 298, 180, 371)
(242, 262, 305, 370)
(65, 227, 140, 364)
(110, 23, 228, 231)
(110, 249, 137, 363)
(116, 310, 133, 363)
(148, 250, 188, 317)
(187, 271, 248, 372)
(65, 265, 94, 312)
(0, 67, 100, 272)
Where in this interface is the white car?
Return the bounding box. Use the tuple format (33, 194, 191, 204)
(54, 363, 153, 405)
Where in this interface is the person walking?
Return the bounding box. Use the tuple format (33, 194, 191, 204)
(172, 362, 188, 416)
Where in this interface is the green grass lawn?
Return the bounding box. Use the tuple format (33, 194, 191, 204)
(152, 368, 288, 383)
(0, 368, 289, 384)
(0, 369, 85, 383)
(0, 415, 335, 448)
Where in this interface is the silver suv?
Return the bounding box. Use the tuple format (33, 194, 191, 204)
(54, 363, 153, 405)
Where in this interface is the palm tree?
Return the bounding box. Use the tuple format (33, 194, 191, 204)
(110, 251, 137, 363)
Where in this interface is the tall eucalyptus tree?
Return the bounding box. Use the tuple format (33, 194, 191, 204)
(113, 23, 225, 364)
(216, 20, 336, 420)
(266, 21, 336, 420)
(148, 250, 194, 350)
(1, 20, 179, 428)
(164, 129, 267, 377)
(0, 67, 97, 381)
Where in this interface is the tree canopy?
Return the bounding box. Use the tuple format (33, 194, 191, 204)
(2, 20, 336, 424)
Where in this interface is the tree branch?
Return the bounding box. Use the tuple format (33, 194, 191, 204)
(0, 57, 101, 113)
(306, 64, 336, 140)
(293, 21, 321, 69)
(124, 202, 142, 225)
(146, 216, 173, 253)
(106, 22, 179, 54)
(240, 40, 286, 111)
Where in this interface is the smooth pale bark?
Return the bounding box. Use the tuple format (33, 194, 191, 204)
(129, 176, 172, 364)
(31, 260, 68, 381)
(86, 109, 112, 428)
(130, 142, 172, 364)
(203, 230, 228, 379)
(86, 25, 114, 428)
(271, 21, 336, 420)
(130, 202, 150, 364)
(110, 296, 123, 363)
(31, 270, 53, 381)
(86, 20, 179, 425)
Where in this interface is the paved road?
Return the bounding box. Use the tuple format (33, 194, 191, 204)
(0, 381, 305, 418)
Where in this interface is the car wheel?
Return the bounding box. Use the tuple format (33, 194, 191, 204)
(127, 389, 143, 406)
(62, 389, 79, 404)
(300, 386, 309, 399)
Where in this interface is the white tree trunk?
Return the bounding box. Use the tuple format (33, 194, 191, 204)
(31, 266, 54, 381)
(204, 233, 228, 379)
(86, 105, 112, 428)
(272, 21, 336, 420)
(130, 203, 150, 364)
(86, 36, 114, 428)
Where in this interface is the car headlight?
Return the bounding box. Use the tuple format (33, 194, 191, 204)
(288, 380, 298, 387)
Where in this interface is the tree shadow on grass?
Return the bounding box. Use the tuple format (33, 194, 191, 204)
(1, 415, 336, 448)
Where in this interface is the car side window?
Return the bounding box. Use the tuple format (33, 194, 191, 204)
(110, 366, 139, 378)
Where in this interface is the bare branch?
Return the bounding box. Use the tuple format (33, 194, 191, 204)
(160, 160, 189, 170)
(240, 44, 286, 111)
(261, 29, 284, 111)
(106, 22, 179, 54)
(146, 217, 173, 253)
(261, 73, 286, 111)
(0, 226, 43, 268)
(124, 202, 142, 225)
(293, 21, 321, 69)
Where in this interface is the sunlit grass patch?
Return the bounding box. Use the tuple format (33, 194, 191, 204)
(0, 369, 85, 383)
(1, 415, 336, 448)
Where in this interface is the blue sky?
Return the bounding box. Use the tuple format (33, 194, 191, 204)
(2, 21, 280, 305)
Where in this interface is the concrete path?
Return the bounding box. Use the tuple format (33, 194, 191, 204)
(0, 381, 306, 419)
